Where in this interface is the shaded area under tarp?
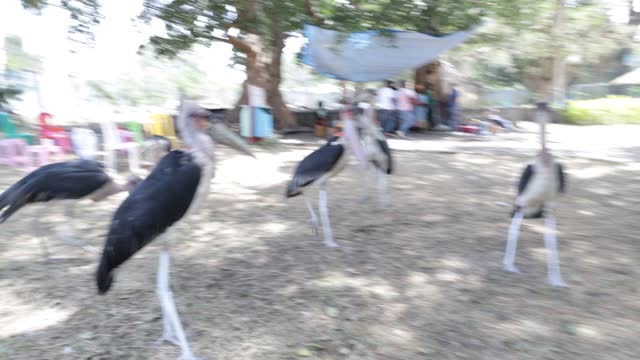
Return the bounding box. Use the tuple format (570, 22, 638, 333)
(301, 24, 480, 82)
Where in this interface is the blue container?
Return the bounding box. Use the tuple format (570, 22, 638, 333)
(240, 106, 273, 138)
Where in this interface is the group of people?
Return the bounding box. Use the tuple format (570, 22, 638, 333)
(377, 79, 459, 138)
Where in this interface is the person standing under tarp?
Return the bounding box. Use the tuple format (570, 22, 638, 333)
(396, 80, 417, 138)
(446, 86, 460, 130)
(377, 80, 397, 135)
(414, 84, 429, 129)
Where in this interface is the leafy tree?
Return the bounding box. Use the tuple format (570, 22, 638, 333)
(0, 87, 22, 110)
(23, 0, 543, 124)
(1, 35, 39, 111)
(21, 0, 101, 46)
(4, 35, 42, 73)
(449, 0, 636, 102)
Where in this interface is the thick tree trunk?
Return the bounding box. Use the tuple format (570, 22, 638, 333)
(266, 23, 297, 130)
(421, 60, 449, 102)
(224, 31, 296, 129)
(224, 81, 247, 124)
(415, 64, 428, 88)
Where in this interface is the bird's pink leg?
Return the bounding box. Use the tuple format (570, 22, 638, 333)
(60, 203, 99, 254)
(155, 234, 202, 359)
(318, 189, 338, 248)
(544, 207, 567, 287)
(303, 193, 319, 236)
(358, 168, 372, 204)
(377, 169, 388, 209)
(503, 211, 524, 273)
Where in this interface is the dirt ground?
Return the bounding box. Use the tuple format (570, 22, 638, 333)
(0, 139, 639, 360)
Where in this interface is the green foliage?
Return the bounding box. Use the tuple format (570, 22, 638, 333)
(21, 0, 101, 45)
(4, 35, 41, 73)
(0, 87, 22, 110)
(449, 0, 634, 90)
(85, 49, 240, 107)
(140, 0, 530, 61)
(565, 97, 640, 125)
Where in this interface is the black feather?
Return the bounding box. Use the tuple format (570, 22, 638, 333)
(0, 160, 110, 223)
(556, 163, 566, 193)
(517, 164, 534, 195)
(286, 140, 344, 198)
(375, 138, 392, 174)
(97, 150, 201, 294)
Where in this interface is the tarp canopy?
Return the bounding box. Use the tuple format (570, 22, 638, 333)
(301, 24, 481, 83)
(609, 68, 640, 85)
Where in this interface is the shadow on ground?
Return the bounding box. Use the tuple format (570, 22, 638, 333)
(0, 145, 638, 359)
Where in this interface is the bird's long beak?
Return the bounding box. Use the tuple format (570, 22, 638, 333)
(209, 122, 255, 158)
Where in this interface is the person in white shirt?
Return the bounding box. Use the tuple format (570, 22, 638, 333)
(377, 80, 398, 134)
(396, 80, 417, 138)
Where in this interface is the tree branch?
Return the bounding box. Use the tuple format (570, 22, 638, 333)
(304, 0, 324, 25)
(209, 31, 256, 58)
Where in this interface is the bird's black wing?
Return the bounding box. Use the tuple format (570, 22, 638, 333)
(517, 164, 534, 195)
(0, 160, 109, 223)
(556, 163, 566, 193)
(97, 150, 201, 293)
(376, 138, 393, 174)
(286, 141, 344, 197)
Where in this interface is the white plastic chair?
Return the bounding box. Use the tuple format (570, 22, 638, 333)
(100, 120, 140, 173)
(71, 128, 99, 161)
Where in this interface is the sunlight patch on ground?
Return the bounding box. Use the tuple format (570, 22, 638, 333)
(259, 222, 287, 234)
(0, 234, 43, 261)
(312, 272, 400, 300)
(434, 269, 461, 282)
(370, 323, 416, 345)
(454, 153, 496, 165)
(571, 166, 613, 180)
(531, 247, 550, 262)
(498, 319, 551, 336)
(405, 272, 441, 299)
(588, 187, 615, 196)
(0, 290, 74, 338)
(215, 152, 293, 188)
(576, 324, 601, 338)
(440, 257, 470, 270)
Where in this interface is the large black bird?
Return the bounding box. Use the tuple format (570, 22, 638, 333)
(0, 159, 140, 258)
(286, 108, 364, 248)
(96, 103, 254, 360)
(503, 102, 568, 287)
(356, 91, 393, 208)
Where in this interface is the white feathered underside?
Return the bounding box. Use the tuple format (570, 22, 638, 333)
(185, 133, 215, 217)
(515, 155, 560, 213)
(358, 104, 389, 172)
(177, 101, 217, 218)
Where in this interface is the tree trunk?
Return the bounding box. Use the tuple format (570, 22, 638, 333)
(266, 23, 297, 130)
(421, 60, 450, 102)
(415, 64, 428, 88)
(224, 30, 296, 129)
(223, 81, 247, 124)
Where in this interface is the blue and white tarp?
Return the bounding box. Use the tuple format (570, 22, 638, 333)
(301, 24, 480, 82)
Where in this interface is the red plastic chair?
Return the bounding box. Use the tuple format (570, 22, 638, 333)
(38, 112, 73, 153)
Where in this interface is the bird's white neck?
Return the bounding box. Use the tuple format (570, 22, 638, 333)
(539, 120, 547, 152)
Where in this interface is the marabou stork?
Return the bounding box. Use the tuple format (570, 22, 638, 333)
(286, 106, 365, 248)
(356, 90, 393, 207)
(96, 103, 254, 360)
(0, 160, 141, 258)
(502, 102, 568, 287)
